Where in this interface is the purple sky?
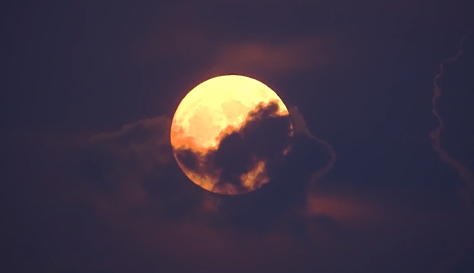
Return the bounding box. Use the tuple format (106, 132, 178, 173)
(1, 1, 474, 272)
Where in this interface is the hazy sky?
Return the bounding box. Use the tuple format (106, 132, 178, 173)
(1, 1, 474, 272)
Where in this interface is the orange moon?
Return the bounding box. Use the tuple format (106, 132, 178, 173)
(170, 75, 293, 195)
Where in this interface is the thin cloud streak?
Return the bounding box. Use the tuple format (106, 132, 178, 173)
(429, 31, 474, 218)
(429, 31, 474, 272)
(207, 38, 331, 76)
(136, 23, 334, 78)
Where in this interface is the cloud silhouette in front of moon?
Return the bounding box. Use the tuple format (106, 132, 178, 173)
(174, 100, 293, 195)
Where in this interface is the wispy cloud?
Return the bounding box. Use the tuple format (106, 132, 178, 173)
(206, 38, 331, 76)
(428, 31, 474, 272)
(136, 23, 334, 78)
(429, 31, 474, 218)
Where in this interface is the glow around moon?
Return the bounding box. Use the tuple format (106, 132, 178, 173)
(170, 75, 293, 195)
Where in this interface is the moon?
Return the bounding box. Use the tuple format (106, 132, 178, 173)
(170, 75, 293, 195)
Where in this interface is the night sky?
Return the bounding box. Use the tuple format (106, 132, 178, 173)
(1, 1, 474, 272)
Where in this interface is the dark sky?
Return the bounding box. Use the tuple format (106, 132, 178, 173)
(1, 1, 474, 272)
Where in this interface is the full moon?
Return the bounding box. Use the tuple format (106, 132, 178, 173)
(170, 75, 293, 195)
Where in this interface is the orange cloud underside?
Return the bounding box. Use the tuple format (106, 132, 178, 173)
(240, 159, 268, 190)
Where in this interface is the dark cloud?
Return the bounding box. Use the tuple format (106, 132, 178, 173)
(289, 106, 337, 190)
(174, 100, 292, 194)
(3, 105, 474, 272)
(72, 103, 329, 235)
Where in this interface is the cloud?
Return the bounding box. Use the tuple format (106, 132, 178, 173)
(78, 106, 329, 227)
(174, 101, 292, 194)
(132, 0, 474, 82)
(205, 37, 331, 76)
(8, 90, 473, 272)
(59, 108, 408, 272)
(53, 110, 323, 271)
(429, 31, 474, 218)
(289, 106, 337, 191)
(136, 22, 334, 78)
(428, 30, 474, 271)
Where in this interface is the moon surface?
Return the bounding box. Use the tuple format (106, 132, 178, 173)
(170, 75, 293, 195)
